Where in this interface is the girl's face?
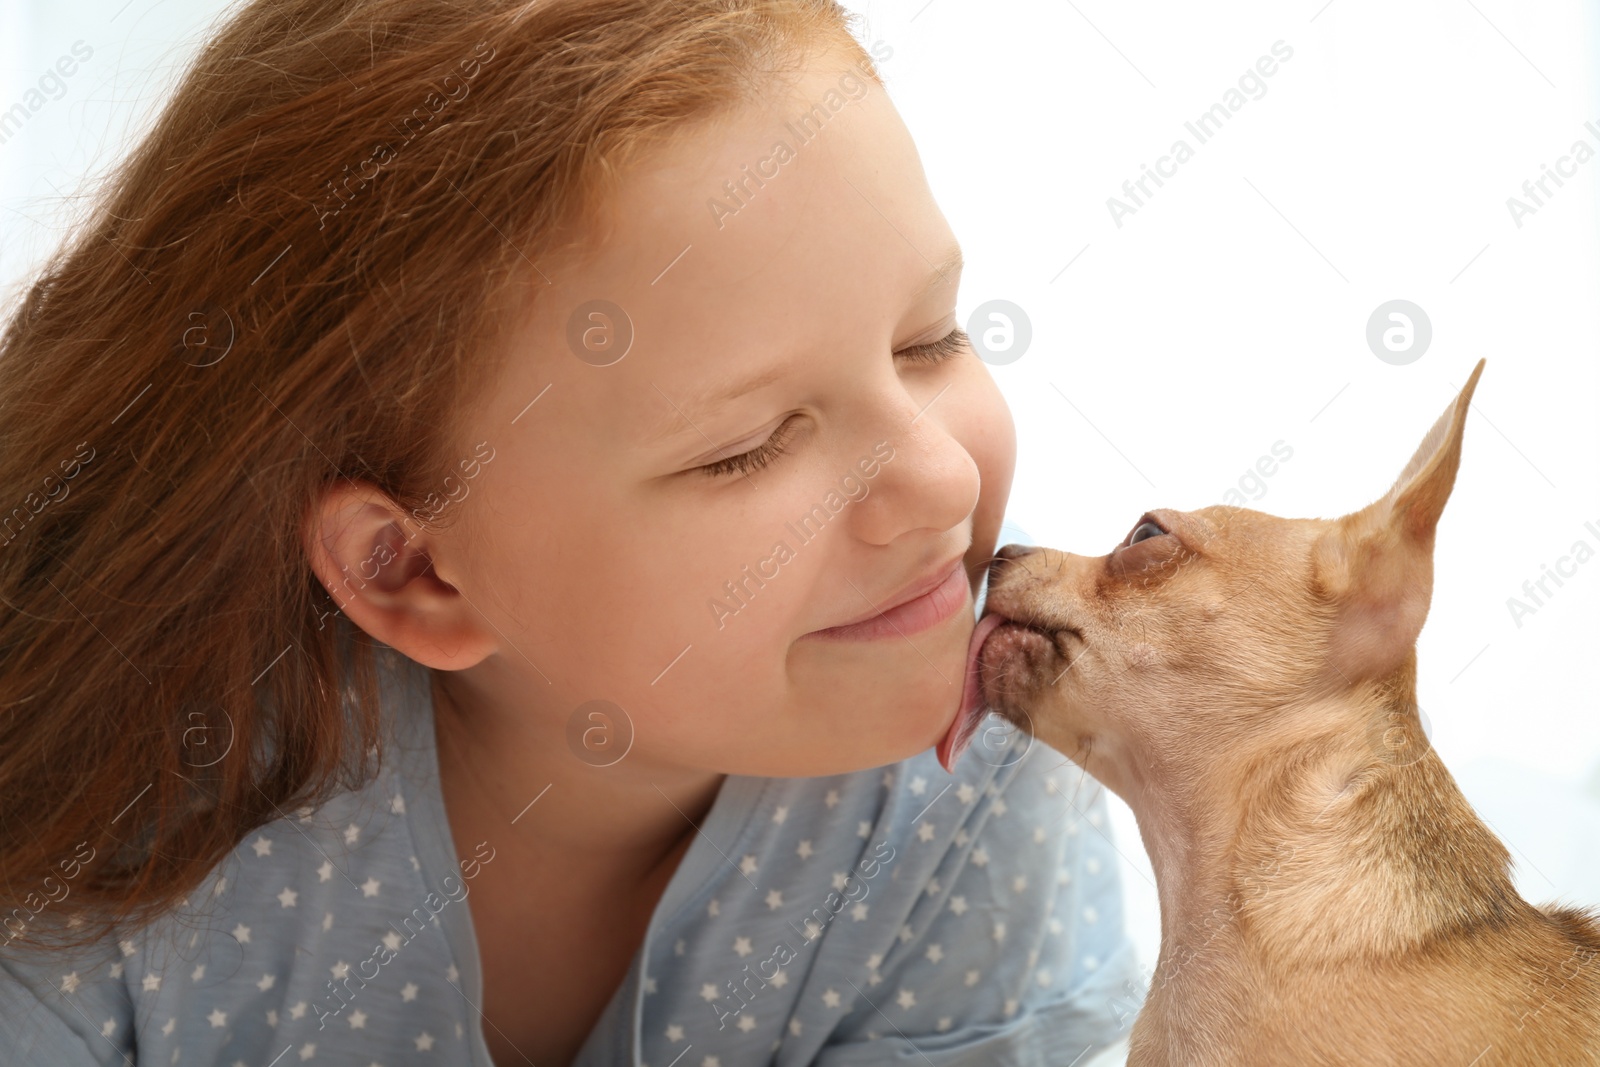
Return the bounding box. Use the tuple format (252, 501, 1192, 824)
(436, 47, 1016, 778)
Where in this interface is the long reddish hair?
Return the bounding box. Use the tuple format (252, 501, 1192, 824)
(0, 0, 879, 954)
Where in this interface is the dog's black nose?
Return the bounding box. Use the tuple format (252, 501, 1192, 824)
(994, 543, 1036, 565)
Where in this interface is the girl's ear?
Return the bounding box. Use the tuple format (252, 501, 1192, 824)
(303, 480, 496, 670)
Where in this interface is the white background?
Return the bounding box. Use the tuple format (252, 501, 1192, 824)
(4, 0, 1599, 1025)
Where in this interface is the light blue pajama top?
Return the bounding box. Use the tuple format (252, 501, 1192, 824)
(0, 645, 1148, 1065)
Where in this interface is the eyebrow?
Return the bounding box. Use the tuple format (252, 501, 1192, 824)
(643, 245, 964, 449)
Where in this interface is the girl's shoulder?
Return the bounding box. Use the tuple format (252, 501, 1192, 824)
(0, 655, 482, 1065)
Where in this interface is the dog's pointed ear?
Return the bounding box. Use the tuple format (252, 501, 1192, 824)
(1311, 358, 1485, 682)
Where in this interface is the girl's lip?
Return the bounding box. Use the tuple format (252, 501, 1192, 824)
(804, 559, 970, 641)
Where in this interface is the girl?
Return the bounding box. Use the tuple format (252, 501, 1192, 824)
(0, 1, 1145, 1063)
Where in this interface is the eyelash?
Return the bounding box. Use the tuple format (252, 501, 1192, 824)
(695, 327, 970, 478)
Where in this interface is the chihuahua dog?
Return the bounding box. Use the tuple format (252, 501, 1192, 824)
(944, 358, 1600, 1065)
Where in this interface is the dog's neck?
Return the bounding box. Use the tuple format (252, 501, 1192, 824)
(1108, 670, 1527, 985)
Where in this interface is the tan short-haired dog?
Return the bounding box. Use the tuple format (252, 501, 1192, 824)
(961, 358, 1600, 1065)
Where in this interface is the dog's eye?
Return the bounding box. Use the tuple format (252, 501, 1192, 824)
(1124, 518, 1167, 547)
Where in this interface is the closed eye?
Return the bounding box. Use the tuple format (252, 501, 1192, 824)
(896, 325, 970, 365)
(694, 327, 969, 478)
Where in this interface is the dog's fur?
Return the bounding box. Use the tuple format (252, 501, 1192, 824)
(979, 359, 1600, 1065)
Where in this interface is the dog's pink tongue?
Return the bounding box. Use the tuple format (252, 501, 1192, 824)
(937, 612, 1008, 773)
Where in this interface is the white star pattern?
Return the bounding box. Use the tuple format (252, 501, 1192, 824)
(796, 840, 813, 859)
(665, 1024, 684, 1042)
(208, 1008, 227, 1028)
(414, 1031, 434, 1051)
(232, 923, 251, 943)
(276, 887, 298, 908)
(344, 824, 361, 846)
(317, 861, 333, 882)
(400, 983, 418, 1002)
(739, 855, 758, 876)
(733, 936, 753, 957)
(822, 988, 841, 1008)
(772, 805, 788, 823)
(764, 889, 783, 910)
(250, 836, 271, 858)
(361, 877, 381, 897)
